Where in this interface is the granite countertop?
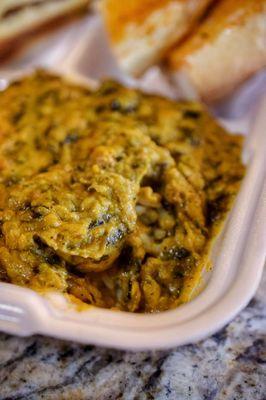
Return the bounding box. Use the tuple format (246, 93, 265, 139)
(0, 271, 265, 400)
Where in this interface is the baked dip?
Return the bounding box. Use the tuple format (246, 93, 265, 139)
(0, 71, 244, 312)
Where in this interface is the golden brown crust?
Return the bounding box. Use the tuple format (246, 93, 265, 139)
(101, 0, 172, 42)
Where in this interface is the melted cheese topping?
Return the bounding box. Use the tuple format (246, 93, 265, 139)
(0, 72, 244, 312)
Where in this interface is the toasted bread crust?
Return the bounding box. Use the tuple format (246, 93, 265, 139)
(167, 0, 266, 101)
(0, 0, 90, 60)
(101, 0, 213, 76)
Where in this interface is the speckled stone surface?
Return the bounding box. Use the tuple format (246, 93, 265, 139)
(0, 271, 265, 400)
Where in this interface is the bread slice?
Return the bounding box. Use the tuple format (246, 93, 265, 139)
(100, 0, 213, 76)
(0, 0, 90, 59)
(167, 0, 266, 102)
